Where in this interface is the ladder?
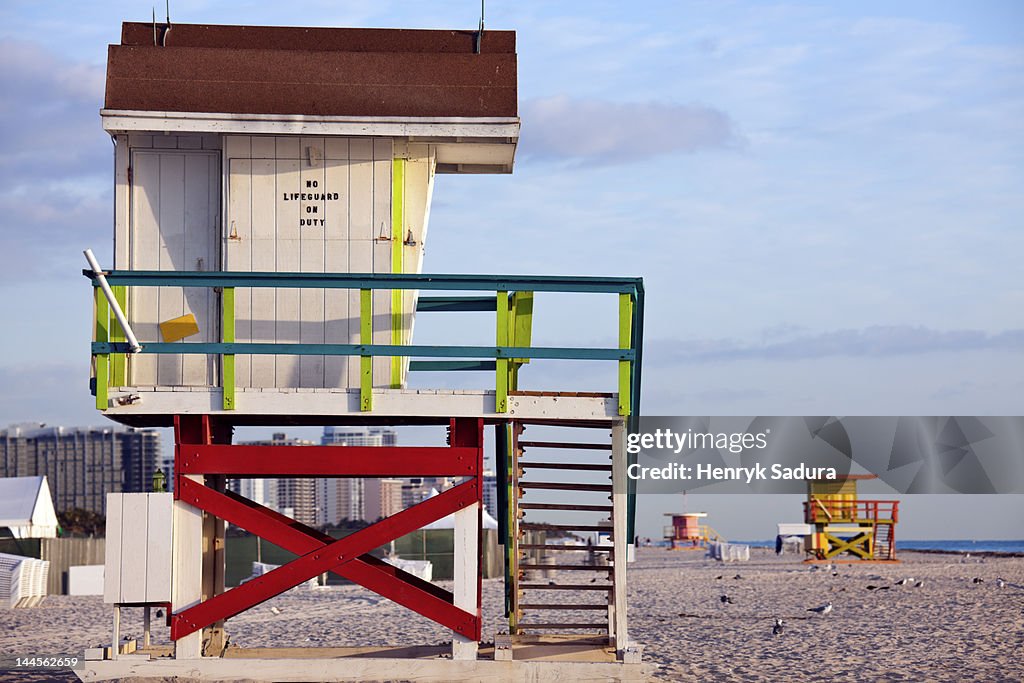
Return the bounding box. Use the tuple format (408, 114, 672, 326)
(507, 427, 622, 639)
(873, 522, 894, 560)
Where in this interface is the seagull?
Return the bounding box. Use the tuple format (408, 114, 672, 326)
(733, 574, 743, 580)
(715, 575, 723, 580)
(832, 571, 839, 577)
(914, 580, 924, 588)
(866, 585, 879, 590)
(996, 578, 1006, 589)
(772, 618, 784, 635)
(972, 578, 985, 584)
(807, 601, 833, 615)
(895, 577, 914, 586)
(720, 595, 735, 605)
(270, 606, 282, 615)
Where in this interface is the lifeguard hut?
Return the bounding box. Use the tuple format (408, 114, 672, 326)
(82, 18, 648, 681)
(663, 512, 721, 550)
(804, 475, 899, 562)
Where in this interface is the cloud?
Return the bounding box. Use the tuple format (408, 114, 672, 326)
(648, 326, 1024, 365)
(519, 96, 738, 165)
(0, 40, 110, 282)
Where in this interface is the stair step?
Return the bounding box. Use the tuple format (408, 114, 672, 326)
(519, 441, 612, 451)
(520, 462, 612, 472)
(519, 564, 612, 572)
(520, 584, 613, 591)
(521, 523, 612, 533)
(519, 503, 613, 512)
(519, 603, 608, 611)
(520, 482, 613, 493)
(516, 623, 608, 630)
(520, 544, 612, 552)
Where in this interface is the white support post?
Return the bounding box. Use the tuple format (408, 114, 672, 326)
(172, 475, 204, 659)
(452, 501, 480, 661)
(611, 421, 629, 655)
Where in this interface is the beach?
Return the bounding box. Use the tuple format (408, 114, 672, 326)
(1, 548, 1021, 682)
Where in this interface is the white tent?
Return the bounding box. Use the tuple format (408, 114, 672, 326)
(0, 476, 58, 539)
(421, 488, 499, 530)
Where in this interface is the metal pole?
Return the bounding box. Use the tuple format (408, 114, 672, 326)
(84, 248, 141, 353)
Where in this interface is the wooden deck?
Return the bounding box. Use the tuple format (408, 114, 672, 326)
(99, 387, 620, 427)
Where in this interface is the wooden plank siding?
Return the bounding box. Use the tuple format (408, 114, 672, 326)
(220, 135, 433, 390)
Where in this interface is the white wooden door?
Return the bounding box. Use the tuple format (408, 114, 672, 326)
(223, 135, 393, 390)
(129, 150, 220, 387)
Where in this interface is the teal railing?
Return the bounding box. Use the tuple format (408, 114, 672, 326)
(87, 271, 644, 419)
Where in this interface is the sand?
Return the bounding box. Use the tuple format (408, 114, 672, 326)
(1, 549, 1022, 682)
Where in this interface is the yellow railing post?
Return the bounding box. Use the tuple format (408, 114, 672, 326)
(94, 288, 109, 410)
(617, 293, 633, 416)
(360, 288, 373, 411)
(496, 290, 509, 412)
(222, 287, 236, 410)
(109, 285, 128, 386)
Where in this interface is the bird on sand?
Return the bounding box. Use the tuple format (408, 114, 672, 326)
(733, 574, 743, 580)
(720, 595, 735, 605)
(996, 578, 1006, 589)
(972, 577, 985, 584)
(866, 585, 890, 591)
(914, 580, 924, 588)
(807, 601, 833, 615)
(895, 577, 914, 586)
(772, 618, 784, 635)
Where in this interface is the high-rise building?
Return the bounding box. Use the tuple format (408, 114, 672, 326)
(0, 423, 161, 515)
(323, 477, 364, 526)
(229, 433, 318, 526)
(482, 469, 498, 519)
(319, 427, 399, 525)
(364, 478, 404, 522)
(321, 427, 397, 447)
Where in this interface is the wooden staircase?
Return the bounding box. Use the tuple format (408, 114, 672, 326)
(508, 430, 622, 639)
(873, 522, 895, 560)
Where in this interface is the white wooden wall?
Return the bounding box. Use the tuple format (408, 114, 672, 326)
(113, 133, 436, 393)
(103, 492, 173, 604)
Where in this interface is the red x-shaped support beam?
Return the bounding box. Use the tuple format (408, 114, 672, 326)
(171, 477, 480, 640)
(170, 415, 484, 643)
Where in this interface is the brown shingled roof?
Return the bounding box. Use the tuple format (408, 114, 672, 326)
(105, 22, 517, 118)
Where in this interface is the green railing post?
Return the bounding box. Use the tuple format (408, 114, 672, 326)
(222, 287, 236, 410)
(110, 285, 128, 386)
(618, 292, 633, 416)
(360, 288, 373, 411)
(495, 290, 509, 412)
(94, 288, 110, 410)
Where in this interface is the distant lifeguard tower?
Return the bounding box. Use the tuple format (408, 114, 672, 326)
(804, 475, 899, 562)
(663, 512, 721, 550)
(82, 18, 648, 681)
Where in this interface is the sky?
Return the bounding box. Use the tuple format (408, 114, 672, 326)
(0, 1, 1021, 539)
